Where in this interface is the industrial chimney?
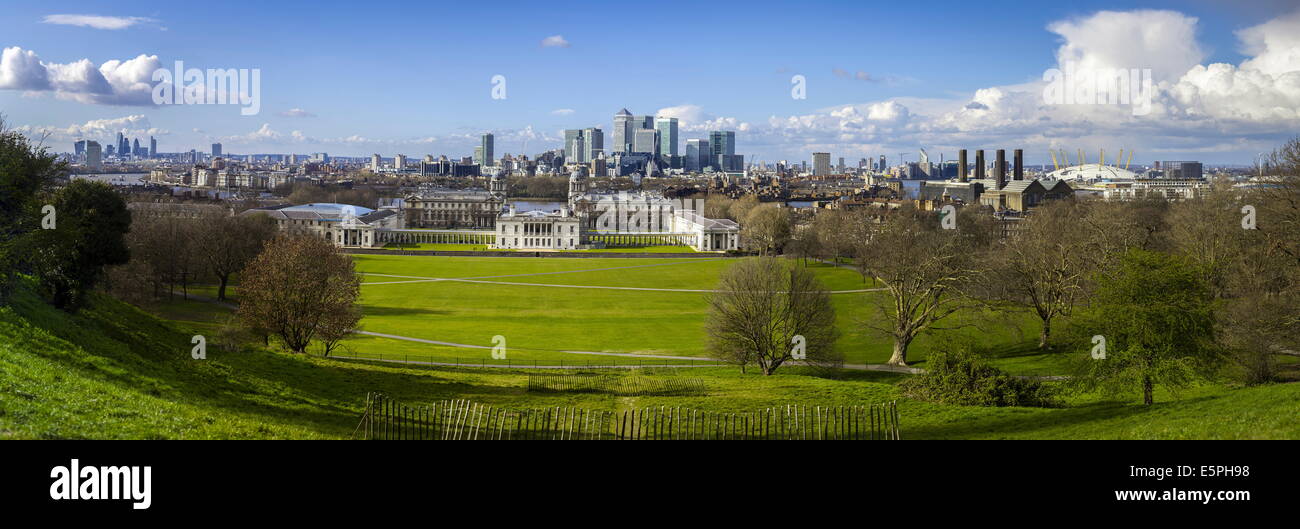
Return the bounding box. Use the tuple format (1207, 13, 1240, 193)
(975, 150, 985, 180)
(958, 149, 968, 182)
(1013, 149, 1024, 181)
(995, 149, 1006, 189)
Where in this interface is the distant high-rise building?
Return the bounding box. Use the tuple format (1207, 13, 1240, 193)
(812, 152, 831, 176)
(371, 153, 381, 171)
(708, 131, 739, 171)
(394, 154, 407, 170)
(582, 128, 603, 163)
(564, 129, 585, 163)
(685, 139, 709, 172)
(655, 117, 678, 158)
(879, 155, 886, 170)
(115, 132, 124, 157)
(85, 141, 102, 170)
(212, 143, 223, 157)
(633, 128, 659, 156)
(480, 133, 494, 167)
(149, 136, 157, 159)
(612, 108, 634, 154)
(1161, 161, 1203, 180)
(74, 140, 86, 158)
(133, 139, 141, 157)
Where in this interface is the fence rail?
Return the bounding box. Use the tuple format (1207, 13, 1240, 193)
(355, 393, 900, 440)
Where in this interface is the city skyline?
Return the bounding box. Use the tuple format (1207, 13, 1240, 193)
(3, 1, 1300, 164)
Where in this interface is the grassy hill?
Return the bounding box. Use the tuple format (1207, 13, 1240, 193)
(2, 281, 1297, 439)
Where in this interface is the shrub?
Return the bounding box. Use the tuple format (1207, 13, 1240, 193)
(900, 349, 1056, 407)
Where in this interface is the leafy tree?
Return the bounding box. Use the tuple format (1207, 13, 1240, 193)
(705, 257, 840, 375)
(1071, 249, 1220, 405)
(27, 180, 132, 311)
(236, 235, 361, 354)
(0, 118, 64, 302)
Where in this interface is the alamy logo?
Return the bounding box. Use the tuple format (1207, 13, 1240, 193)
(151, 60, 261, 116)
(49, 459, 152, 510)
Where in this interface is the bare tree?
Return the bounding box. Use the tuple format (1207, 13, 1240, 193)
(705, 257, 840, 375)
(742, 204, 792, 255)
(989, 200, 1090, 348)
(856, 205, 995, 366)
(197, 211, 278, 301)
(236, 235, 362, 354)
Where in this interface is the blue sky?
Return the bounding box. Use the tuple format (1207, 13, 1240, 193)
(3, 0, 1299, 164)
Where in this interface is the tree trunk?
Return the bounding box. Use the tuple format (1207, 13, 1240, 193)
(1038, 318, 1051, 349)
(1143, 375, 1154, 406)
(888, 338, 910, 366)
(217, 274, 229, 301)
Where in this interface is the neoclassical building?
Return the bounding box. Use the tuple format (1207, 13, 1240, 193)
(245, 170, 740, 252)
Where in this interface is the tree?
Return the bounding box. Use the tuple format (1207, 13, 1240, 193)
(0, 117, 64, 302)
(856, 205, 994, 366)
(705, 257, 840, 375)
(236, 235, 362, 354)
(198, 211, 278, 301)
(28, 180, 131, 311)
(742, 204, 792, 255)
(1071, 250, 1219, 405)
(989, 200, 1089, 348)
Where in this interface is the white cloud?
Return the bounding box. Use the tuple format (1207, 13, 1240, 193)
(541, 35, 570, 48)
(0, 47, 159, 105)
(15, 115, 167, 143)
(550, 108, 575, 116)
(731, 8, 1300, 162)
(42, 14, 159, 30)
(278, 108, 316, 118)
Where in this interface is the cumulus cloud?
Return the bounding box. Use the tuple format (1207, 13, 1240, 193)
(732, 8, 1300, 162)
(15, 115, 167, 143)
(0, 47, 159, 105)
(42, 14, 159, 30)
(541, 35, 570, 48)
(278, 108, 316, 118)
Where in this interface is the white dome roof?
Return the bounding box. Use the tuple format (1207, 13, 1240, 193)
(1045, 163, 1138, 182)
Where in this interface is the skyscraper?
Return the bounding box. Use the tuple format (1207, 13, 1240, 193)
(582, 128, 603, 163)
(74, 140, 86, 158)
(133, 139, 141, 158)
(655, 117, 678, 158)
(371, 153, 382, 171)
(150, 136, 157, 159)
(685, 139, 709, 172)
(395, 154, 407, 170)
(709, 131, 738, 171)
(85, 141, 102, 170)
(633, 129, 659, 155)
(212, 143, 223, 157)
(612, 108, 634, 154)
(115, 132, 124, 157)
(812, 152, 831, 176)
(480, 133, 494, 167)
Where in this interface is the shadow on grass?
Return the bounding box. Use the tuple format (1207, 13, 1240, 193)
(361, 306, 453, 317)
(899, 395, 1222, 439)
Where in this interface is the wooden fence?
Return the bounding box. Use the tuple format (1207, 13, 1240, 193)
(526, 372, 706, 396)
(355, 393, 900, 440)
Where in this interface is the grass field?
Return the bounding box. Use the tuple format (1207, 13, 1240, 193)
(348, 254, 1046, 370)
(3, 281, 1297, 440)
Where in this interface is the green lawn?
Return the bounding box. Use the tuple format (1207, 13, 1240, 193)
(3, 279, 1297, 440)
(348, 255, 1042, 368)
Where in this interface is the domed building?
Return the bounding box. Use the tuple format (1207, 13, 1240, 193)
(1044, 163, 1139, 184)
